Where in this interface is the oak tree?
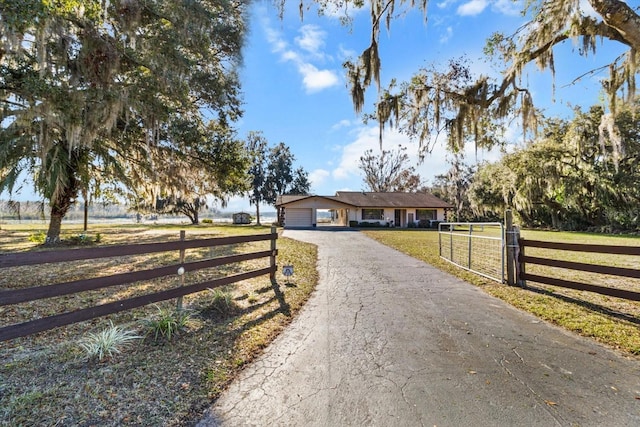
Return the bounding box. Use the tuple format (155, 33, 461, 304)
(0, 0, 247, 242)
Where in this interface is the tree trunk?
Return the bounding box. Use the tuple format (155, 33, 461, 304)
(83, 191, 89, 232)
(550, 210, 561, 230)
(47, 211, 64, 245)
(46, 187, 75, 245)
(255, 203, 261, 226)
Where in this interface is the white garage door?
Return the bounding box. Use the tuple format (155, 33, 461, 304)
(285, 208, 313, 227)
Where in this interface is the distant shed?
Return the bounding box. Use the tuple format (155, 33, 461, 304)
(232, 212, 252, 224)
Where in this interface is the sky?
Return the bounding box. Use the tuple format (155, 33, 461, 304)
(2, 0, 619, 213)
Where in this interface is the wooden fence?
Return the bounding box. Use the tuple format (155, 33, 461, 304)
(517, 239, 640, 301)
(0, 228, 278, 342)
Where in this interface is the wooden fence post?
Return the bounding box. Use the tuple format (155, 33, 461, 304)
(515, 227, 526, 287)
(467, 224, 473, 269)
(270, 226, 277, 282)
(176, 230, 186, 310)
(505, 210, 515, 286)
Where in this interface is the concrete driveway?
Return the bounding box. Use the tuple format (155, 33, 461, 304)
(197, 230, 640, 426)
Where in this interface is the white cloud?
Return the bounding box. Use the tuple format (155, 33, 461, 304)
(260, 16, 340, 93)
(281, 50, 299, 62)
(436, 0, 457, 9)
(309, 169, 330, 191)
(492, 0, 521, 16)
(440, 26, 453, 44)
(264, 26, 286, 53)
(449, 0, 521, 16)
(332, 127, 380, 181)
(338, 44, 357, 60)
(295, 25, 326, 57)
(331, 119, 352, 131)
(299, 63, 340, 92)
(457, 0, 488, 16)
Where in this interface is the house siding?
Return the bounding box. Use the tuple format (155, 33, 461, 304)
(277, 193, 453, 229)
(346, 207, 447, 227)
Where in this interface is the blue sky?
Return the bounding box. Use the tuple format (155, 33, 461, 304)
(3, 1, 617, 213)
(225, 0, 613, 211)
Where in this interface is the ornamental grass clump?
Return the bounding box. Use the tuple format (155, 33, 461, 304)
(209, 288, 236, 315)
(78, 321, 141, 361)
(143, 306, 194, 342)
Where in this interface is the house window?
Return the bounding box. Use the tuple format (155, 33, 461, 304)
(416, 209, 436, 220)
(362, 208, 384, 220)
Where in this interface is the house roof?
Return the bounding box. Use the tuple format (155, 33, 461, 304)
(276, 194, 354, 206)
(334, 192, 453, 208)
(276, 192, 453, 209)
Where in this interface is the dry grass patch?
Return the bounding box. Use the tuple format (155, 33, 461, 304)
(0, 224, 318, 426)
(363, 228, 640, 357)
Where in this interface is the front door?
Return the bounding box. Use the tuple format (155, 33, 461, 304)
(394, 209, 402, 227)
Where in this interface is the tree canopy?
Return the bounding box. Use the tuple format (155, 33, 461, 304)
(0, 0, 247, 242)
(131, 121, 250, 224)
(358, 145, 422, 192)
(469, 102, 640, 230)
(245, 132, 311, 225)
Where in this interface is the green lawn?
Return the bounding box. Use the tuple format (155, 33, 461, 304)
(363, 228, 640, 356)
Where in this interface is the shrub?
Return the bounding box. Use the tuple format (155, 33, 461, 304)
(202, 219, 213, 224)
(417, 219, 430, 228)
(143, 306, 194, 341)
(358, 221, 381, 227)
(349, 221, 358, 227)
(79, 321, 141, 361)
(72, 234, 90, 243)
(27, 231, 46, 244)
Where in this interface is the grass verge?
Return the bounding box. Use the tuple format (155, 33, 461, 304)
(362, 228, 640, 357)
(0, 223, 318, 426)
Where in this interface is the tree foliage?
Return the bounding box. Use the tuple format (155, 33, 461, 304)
(246, 131, 270, 225)
(469, 102, 640, 231)
(245, 133, 311, 225)
(288, 167, 312, 195)
(132, 121, 249, 224)
(358, 145, 422, 192)
(0, 0, 247, 242)
(430, 154, 475, 221)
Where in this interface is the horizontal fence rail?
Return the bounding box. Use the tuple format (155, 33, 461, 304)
(0, 229, 278, 342)
(0, 234, 274, 268)
(518, 239, 640, 302)
(438, 222, 505, 283)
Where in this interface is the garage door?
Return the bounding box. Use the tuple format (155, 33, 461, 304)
(285, 208, 312, 227)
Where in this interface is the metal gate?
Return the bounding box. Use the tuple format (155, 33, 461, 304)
(438, 222, 505, 283)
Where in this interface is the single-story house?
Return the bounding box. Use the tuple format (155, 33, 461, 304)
(275, 191, 454, 228)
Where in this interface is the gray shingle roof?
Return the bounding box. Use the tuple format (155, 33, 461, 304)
(334, 192, 453, 208)
(277, 192, 453, 208)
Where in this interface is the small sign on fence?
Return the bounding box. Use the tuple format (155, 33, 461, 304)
(282, 265, 294, 277)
